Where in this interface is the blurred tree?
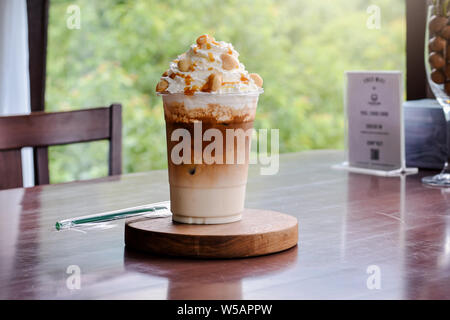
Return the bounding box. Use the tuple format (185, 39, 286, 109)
(46, 0, 405, 183)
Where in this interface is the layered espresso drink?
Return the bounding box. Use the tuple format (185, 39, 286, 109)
(156, 35, 263, 224)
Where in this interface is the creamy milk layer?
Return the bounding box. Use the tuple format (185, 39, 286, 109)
(156, 35, 263, 95)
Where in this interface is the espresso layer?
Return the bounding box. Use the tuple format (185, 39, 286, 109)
(166, 121, 253, 188)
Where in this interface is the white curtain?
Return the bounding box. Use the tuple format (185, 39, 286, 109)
(0, 0, 34, 187)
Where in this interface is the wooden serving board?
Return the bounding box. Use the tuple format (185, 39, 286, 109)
(125, 209, 298, 259)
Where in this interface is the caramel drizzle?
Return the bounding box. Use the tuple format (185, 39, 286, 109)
(222, 81, 239, 85)
(173, 72, 185, 79)
(201, 74, 215, 92)
(240, 74, 249, 84)
(197, 35, 208, 44)
(185, 75, 193, 85)
(184, 85, 200, 96)
(189, 62, 197, 72)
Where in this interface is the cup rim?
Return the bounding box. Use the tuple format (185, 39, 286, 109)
(156, 88, 263, 97)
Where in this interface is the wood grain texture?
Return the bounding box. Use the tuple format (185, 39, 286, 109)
(109, 103, 122, 176)
(0, 105, 122, 189)
(1, 150, 450, 299)
(0, 150, 23, 189)
(0, 108, 111, 150)
(125, 209, 298, 258)
(34, 147, 49, 185)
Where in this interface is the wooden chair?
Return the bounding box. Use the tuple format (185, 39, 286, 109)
(0, 104, 122, 190)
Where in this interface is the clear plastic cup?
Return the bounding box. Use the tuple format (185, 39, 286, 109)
(160, 91, 262, 224)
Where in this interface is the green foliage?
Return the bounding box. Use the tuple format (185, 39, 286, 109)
(46, 0, 405, 183)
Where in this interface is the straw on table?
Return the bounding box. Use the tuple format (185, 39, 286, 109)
(55, 202, 171, 230)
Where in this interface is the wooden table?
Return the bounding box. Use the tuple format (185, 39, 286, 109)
(1, 150, 449, 299)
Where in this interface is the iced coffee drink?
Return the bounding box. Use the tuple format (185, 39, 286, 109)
(156, 35, 263, 224)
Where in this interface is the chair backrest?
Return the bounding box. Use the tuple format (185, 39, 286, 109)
(0, 104, 122, 190)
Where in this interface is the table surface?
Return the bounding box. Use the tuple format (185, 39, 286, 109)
(1, 150, 449, 300)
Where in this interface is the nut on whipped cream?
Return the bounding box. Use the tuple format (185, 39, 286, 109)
(156, 35, 263, 95)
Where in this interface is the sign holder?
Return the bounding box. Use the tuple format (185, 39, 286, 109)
(333, 71, 417, 177)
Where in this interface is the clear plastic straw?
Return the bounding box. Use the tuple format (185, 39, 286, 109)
(55, 201, 171, 230)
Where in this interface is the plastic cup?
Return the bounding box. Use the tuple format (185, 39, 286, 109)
(160, 91, 262, 224)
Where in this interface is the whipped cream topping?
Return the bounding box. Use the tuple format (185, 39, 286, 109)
(157, 35, 262, 95)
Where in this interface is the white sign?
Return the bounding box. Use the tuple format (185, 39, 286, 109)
(346, 71, 403, 171)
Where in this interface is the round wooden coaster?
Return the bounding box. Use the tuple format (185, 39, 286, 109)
(125, 209, 298, 259)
